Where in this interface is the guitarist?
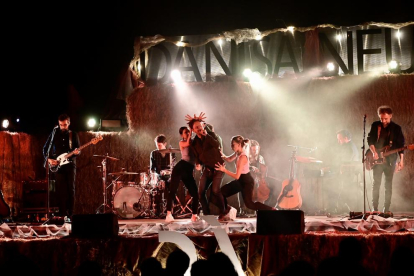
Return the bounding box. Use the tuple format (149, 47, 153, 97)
(43, 114, 80, 220)
(367, 106, 405, 214)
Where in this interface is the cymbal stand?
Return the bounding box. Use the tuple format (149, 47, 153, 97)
(95, 156, 112, 214)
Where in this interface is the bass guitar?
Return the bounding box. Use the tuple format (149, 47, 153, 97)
(365, 144, 413, 171)
(276, 149, 302, 209)
(0, 189, 11, 219)
(49, 135, 103, 172)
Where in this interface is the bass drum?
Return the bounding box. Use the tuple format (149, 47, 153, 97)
(113, 186, 150, 219)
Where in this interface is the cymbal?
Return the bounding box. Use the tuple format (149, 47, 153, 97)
(108, 171, 138, 176)
(93, 155, 119, 161)
(296, 156, 323, 163)
(157, 148, 181, 154)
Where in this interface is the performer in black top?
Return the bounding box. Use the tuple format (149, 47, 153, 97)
(150, 134, 175, 181)
(43, 114, 80, 219)
(367, 106, 405, 213)
(165, 127, 199, 223)
(186, 113, 226, 216)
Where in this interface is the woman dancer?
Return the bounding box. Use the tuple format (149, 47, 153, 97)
(165, 127, 200, 223)
(216, 135, 274, 220)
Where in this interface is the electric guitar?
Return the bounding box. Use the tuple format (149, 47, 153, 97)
(49, 135, 103, 172)
(365, 144, 413, 171)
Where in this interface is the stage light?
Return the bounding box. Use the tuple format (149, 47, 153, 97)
(16, 118, 20, 123)
(171, 69, 182, 82)
(87, 118, 97, 128)
(255, 35, 263, 41)
(243, 68, 253, 78)
(287, 26, 295, 34)
(388, 60, 401, 74)
(2, 119, 9, 129)
(336, 34, 342, 41)
(321, 62, 338, 77)
(137, 61, 141, 72)
(218, 39, 223, 46)
(176, 41, 185, 47)
(396, 30, 402, 39)
(326, 62, 335, 71)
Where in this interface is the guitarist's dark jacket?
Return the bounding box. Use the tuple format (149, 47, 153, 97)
(367, 121, 405, 165)
(43, 129, 81, 168)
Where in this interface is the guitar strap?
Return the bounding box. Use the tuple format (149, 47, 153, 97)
(69, 131, 73, 150)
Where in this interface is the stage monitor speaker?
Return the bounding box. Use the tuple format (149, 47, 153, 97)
(256, 210, 305, 235)
(71, 213, 119, 238)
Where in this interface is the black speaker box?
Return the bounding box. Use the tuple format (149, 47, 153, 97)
(256, 210, 305, 235)
(71, 213, 119, 238)
(22, 181, 48, 208)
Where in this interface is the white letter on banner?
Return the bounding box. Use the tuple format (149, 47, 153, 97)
(158, 215, 244, 276)
(158, 231, 197, 276)
(202, 215, 244, 276)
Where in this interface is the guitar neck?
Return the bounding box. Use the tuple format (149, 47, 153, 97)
(65, 141, 93, 159)
(383, 146, 407, 157)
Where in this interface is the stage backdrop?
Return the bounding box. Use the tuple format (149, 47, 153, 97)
(0, 74, 413, 216)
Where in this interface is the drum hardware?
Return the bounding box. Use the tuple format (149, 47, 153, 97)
(94, 154, 119, 214)
(93, 154, 120, 161)
(113, 186, 151, 219)
(108, 171, 139, 176)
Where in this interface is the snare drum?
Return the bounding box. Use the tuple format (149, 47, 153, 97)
(113, 186, 150, 219)
(148, 173, 160, 188)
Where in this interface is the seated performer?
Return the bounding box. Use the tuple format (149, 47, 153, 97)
(149, 134, 175, 215)
(165, 127, 200, 223)
(216, 136, 274, 221)
(150, 134, 175, 182)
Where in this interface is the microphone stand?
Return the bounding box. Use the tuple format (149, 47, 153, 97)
(43, 126, 58, 225)
(350, 115, 369, 220)
(362, 115, 367, 214)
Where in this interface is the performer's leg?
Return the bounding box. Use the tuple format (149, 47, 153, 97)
(198, 168, 212, 215)
(166, 161, 184, 212)
(241, 174, 273, 211)
(67, 167, 76, 217)
(221, 179, 242, 207)
(383, 164, 395, 212)
(210, 170, 225, 214)
(181, 163, 199, 214)
(372, 165, 384, 211)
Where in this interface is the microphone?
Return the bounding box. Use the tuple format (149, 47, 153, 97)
(54, 125, 59, 129)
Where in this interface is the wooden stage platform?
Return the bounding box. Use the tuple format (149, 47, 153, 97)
(1, 213, 413, 276)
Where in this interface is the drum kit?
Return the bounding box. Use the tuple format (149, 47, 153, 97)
(93, 149, 189, 219)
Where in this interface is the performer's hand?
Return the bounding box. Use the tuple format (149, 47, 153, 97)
(373, 152, 379, 160)
(215, 162, 225, 172)
(396, 161, 404, 172)
(73, 148, 80, 155)
(48, 159, 59, 166)
(195, 164, 202, 171)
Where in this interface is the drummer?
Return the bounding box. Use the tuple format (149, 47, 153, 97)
(150, 134, 175, 183)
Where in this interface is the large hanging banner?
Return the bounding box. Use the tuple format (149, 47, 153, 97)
(131, 23, 413, 84)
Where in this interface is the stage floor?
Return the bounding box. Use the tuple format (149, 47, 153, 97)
(1, 213, 413, 276)
(2, 212, 413, 239)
